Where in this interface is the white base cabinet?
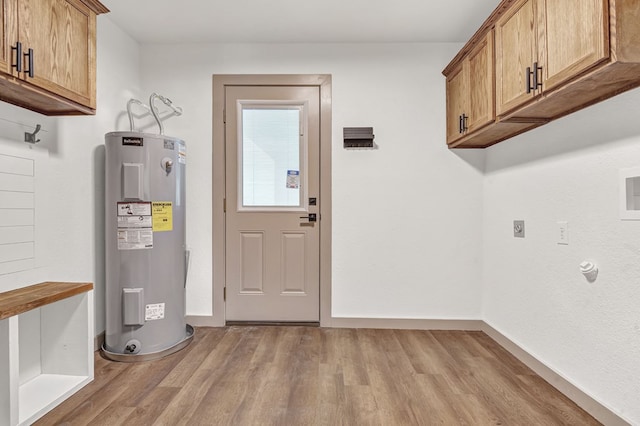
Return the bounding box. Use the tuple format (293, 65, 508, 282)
(0, 287, 93, 425)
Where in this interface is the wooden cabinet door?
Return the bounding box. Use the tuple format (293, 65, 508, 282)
(467, 30, 494, 133)
(540, 0, 609, 92)
(0, 0, 12, 73)
(16, 0, 95, 108)
(445, 64, 467, 144)
(495, 0, 538, 116)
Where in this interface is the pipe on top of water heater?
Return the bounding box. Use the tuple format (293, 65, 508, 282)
(149, 93, 183, 135)
(126, 94, 183, 135)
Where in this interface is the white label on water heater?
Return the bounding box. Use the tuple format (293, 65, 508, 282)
(145, 303, 165, 320)
(117, 229, 153, 250)
(117, 202, 151, 216)
(118, 215, 152, 228)
(117, 202, 154, 250)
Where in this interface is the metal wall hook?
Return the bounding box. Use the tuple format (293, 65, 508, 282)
(24, 124, 41, 143)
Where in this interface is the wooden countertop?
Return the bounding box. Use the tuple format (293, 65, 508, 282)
(0, 281, 93, 320)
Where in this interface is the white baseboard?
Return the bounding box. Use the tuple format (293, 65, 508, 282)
(185, 314, 223, 327)
(330, 317, 483, 330)
(481, 322, 631, 426)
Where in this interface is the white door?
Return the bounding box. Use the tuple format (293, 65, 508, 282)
(224, 85, 320, 322)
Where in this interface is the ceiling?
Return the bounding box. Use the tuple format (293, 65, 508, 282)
(100, 0, 501, 44)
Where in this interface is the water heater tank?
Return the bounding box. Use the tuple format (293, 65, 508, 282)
(102, 131, 193, 361)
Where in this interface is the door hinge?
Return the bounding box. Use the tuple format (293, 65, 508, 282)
(223, 286, 226, 301)
(223, 198, 226, 213)
(223, 109, 226, 124)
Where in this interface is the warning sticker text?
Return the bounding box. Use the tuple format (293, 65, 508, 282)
(152, 201, 173, 232)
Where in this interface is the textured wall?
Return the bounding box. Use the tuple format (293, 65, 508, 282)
(483, 88, 640, 424)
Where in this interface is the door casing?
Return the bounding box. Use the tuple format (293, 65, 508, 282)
(211, 74, 332, 327)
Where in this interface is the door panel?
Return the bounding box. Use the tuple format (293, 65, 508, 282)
(225, 85, 320, 322)
(239, 232, 264, 293)
(281, 232, 306, 293)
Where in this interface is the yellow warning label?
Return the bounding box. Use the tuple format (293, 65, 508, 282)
(152, 201, 173, 232)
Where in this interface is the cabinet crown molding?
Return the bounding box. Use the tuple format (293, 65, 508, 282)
(79, 0, 110, 14)
(443, 0, 515, 76)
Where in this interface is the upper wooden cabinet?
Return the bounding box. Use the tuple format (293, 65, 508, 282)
(495, 0, 609, 117)
(445, 62, 466, 144)
(443, 0, 640, 148)
(446, 31, 495, 145)
(0, 0, 108, 115)
(541, 0, 608, 92)
(494, 0, 538, 116)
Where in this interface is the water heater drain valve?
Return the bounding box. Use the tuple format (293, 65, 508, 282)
(125, 339, 142, 354)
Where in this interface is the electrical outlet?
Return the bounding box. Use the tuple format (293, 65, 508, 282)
(557, 221, 568, 245)
(514, 220, 525, 238)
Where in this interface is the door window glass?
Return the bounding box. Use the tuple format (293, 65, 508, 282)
(239, 104, 305, 209)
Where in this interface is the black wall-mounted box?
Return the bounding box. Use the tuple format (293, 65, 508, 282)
(343, 127, 374, 148)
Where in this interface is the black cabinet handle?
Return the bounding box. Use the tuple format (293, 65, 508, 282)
(24, 48, 34, 78)
(457, 114, 469, 134)
(533, 61, 542, 91)
(527, 63, 543, 94)
(11, 42, 22, 73)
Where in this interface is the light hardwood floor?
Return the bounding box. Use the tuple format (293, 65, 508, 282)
(36, 326, 600, 425)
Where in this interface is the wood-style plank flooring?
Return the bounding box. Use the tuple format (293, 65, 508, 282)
(36, 326, 600, 425)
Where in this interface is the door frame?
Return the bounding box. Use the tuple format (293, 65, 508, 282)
(211, 74, 332, 327)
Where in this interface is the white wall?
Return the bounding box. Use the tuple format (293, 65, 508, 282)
(483, 88, 640, 424)
(138, 43, 485, 320)
(0, 16, 141, 335)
